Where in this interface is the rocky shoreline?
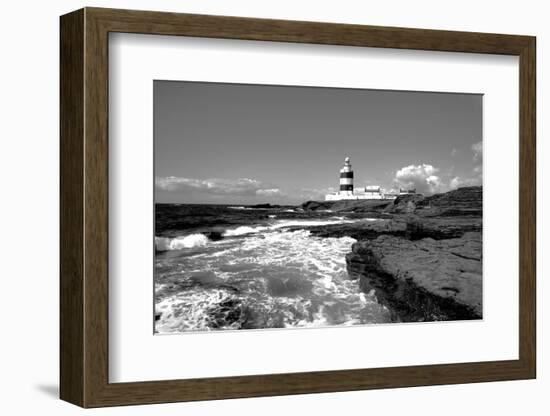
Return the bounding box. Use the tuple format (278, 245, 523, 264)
(299, 186, 483, 322)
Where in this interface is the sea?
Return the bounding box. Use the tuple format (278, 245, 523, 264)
(154, 204, 391, 333)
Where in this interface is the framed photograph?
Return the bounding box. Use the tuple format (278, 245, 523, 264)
(60, 7, 536, 408)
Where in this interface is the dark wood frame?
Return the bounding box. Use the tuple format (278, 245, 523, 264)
(60, 7, 536, 408)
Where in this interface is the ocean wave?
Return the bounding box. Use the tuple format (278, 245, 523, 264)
(270, 218, 355, 229)
(155, 234, 210, 251)
(156, 288, 241, 332)
(154, 228, 393, 332)
(227, 206, 270, 210)
(156, 217, 359, 251)
(221, 218, 354, 237)
(223, 225, 269, 236)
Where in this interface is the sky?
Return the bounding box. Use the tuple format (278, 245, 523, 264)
(154, 80, 482, 204)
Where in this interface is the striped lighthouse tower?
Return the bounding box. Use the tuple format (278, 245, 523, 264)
(339, 157, 354, 196)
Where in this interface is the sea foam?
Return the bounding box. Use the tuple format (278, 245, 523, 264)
(155, 228, 390, 333)
(156, 217, 361, 251)
(222, 218, 357, 237)
(155, 234, 209, 251)
(223, 225, 269, 236)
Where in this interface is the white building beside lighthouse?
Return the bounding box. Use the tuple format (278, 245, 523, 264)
(325, 157, 396, 201)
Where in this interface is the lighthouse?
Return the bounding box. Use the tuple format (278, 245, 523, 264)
(325, 156, 396, 201)
(339, 157, 354, 196)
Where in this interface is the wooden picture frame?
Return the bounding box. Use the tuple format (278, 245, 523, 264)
(60, 7, 536, 408)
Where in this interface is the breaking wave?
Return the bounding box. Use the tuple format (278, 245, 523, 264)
(154, 204, 392, 333)
(155, 234, 209, 251)
(156, 217, 359, 250)
(222, 225, 268, 236)
(222, 218, 357, 237)
(155, 228, 391, 332)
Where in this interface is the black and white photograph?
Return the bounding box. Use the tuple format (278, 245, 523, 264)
(154, 81, 483, 334)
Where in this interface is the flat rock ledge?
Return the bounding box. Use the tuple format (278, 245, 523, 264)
(303, 216, 481, 241)
(346, 232, 482, 322)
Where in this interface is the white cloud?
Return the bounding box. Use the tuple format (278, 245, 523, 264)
(156, 176, 279, 197)
(393, 160, 483, 195)
(471, 144, 483, 182)
(393, 164, 448, 194)
(255, 188, 284, 197)
(451, 148, 458, 157)
(449, 175, 482, 189)
(450, 142, 483, 189)
(472, 141, 483, 162)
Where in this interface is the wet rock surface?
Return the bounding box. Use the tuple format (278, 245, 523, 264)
(346, 233, 482, 321)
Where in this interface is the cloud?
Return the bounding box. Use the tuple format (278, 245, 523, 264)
(451, 148, 458, 157)
(255, 188, 284, 197)
(393, 164, 448, 194)
(471, 142, 483, 183)
(453, 141, 483, 188)
(472, 141, 482, 162)
(156, 176, 281, 197)
(393, 159, 483, 195)
(449, 175, 482, 189)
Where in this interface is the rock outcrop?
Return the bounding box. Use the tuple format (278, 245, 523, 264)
(248, 203, 282, 209)
(383, 194, 425, 214)
(346, 232, 482, 321)
(384, 186, 482, 217)
(303, 219, 408, 240)
(301, 186, 483, 322)
(301, 199, 391, 213)
(301, 200, 335, 211)
(304, 215, 481, 241)
(342, 187, 483, 321)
